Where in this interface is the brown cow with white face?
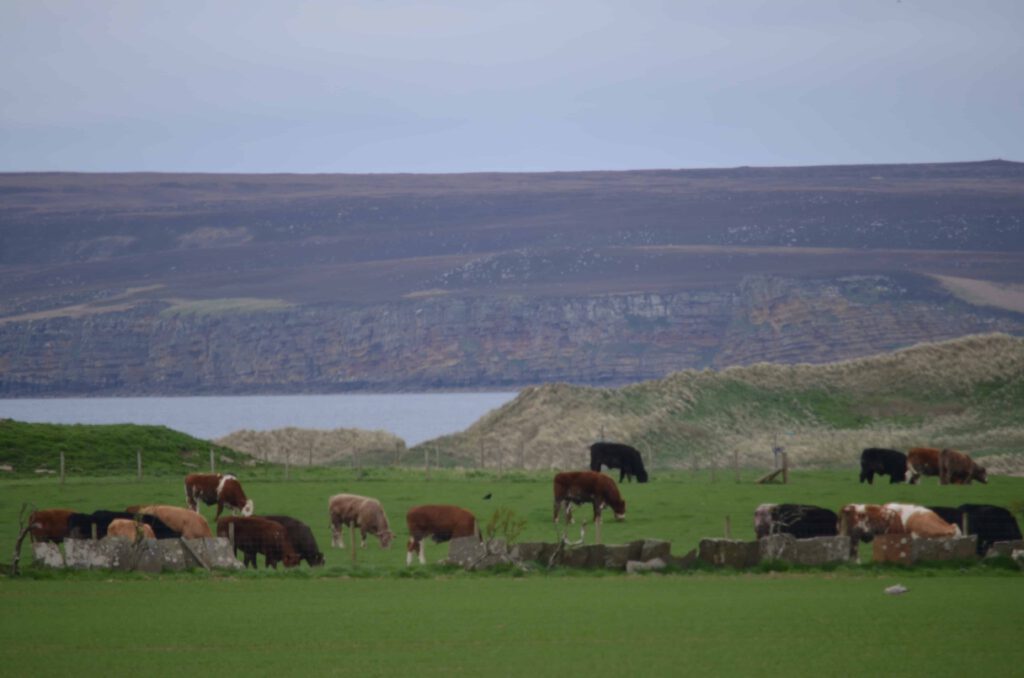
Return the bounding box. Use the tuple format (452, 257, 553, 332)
(405, 505, 479, 566)
(185, 473, 254, 520)
(553, 471, 626, 544)
(28, 509, 78, 543)
(838, 502, 960, 561)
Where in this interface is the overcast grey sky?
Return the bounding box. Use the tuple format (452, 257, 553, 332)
(2, 1, 1022, 173)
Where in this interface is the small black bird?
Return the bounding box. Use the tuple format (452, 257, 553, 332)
(482, 492, 493, 500)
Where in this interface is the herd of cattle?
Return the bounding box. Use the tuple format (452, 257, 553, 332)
(23, 442, 1021, 569)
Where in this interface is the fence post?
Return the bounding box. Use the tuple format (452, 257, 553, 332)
(395, 441, 401, 467)
(137, 449, 143, 482)
(479, 439, 484, 469)
(424, 447, 430, 481)
(285, 450, 290, 481)
(520, 441, 525, 470)
(59, 451, 65, 486)
(209, 448, 215, 473)
(733, 449, 740, 483)
(228, 521, 235, 548)
(782, 452, 789, 484)
(710, 458, 717, 483)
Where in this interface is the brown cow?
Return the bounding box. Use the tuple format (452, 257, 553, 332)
(907, 447, 941, 484)
(217, 516, 301, 569)
(184, 473, 254, 520)
(405, 505, 479, 566)
(940, 448, 987, 485)
(838, 502, 960, 561)
(328, 493, 396, 549)
(553, 471, 626, 544)
(106, 518, 156, 542)
(129, 505, 213, 539)
(28, 509, 77, 543)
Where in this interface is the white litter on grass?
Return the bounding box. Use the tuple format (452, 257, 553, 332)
(884, 584, 909, 596)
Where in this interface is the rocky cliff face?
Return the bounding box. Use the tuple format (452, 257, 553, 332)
(3, 274, 1021, 395)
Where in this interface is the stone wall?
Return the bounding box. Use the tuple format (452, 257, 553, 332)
(32, 537, 243, 572)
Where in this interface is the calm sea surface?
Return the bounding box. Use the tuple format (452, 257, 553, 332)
(0, 393, 518, 446)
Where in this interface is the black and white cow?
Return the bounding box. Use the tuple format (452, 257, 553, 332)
(859, 448, 907, 484)
(589, 442, 649, 483)
(754, 503, 839, 539)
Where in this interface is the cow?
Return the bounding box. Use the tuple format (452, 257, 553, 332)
(906, 447, 941, 484)
(106, 518, 156, 542)
(217, 516, 301, 569)
(553, 470, 626, 544)
(940, 449, 987, 485)
(838, 502, 960, 561)
(589, 442, 649, 483)
(929, 504, 1022, 555)
(27, 509, 78, 543)
(405, 505, 479, 566)
(328, 493, 395, 550)
(67, 510, 180, 540)
(184, 473, 254, 520)
(128, 505, 212, 539)
(859, 448, 907, 484)
(262, 515, 325, 567)
(753, 503, 838, 539)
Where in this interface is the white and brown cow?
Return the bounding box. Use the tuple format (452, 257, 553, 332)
(405, 505, 479, 566)
(838, 502, 960, 561)
(184, 473, 254, 520)
(553, 470, 626, 544)
(328, 493, 396, 550)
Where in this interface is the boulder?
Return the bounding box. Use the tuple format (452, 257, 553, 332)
(698, 539, 760, 568)
(984, 540, 1024, 559)
(639, 539, 671, 562)
(602, 544, 635, 570)
(873, 535, 978, 564)
(33, 537, 242, 571)
(759, 534, 850, 565)
(626, 558, 667, 574)
(32, 542, 65, 568)
(445, 536, 488, 567)
(509, 542, 557, 564)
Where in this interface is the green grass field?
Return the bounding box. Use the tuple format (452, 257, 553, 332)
(2, 469, 1022, 676)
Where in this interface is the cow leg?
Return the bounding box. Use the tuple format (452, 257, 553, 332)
(330, 519, 344, 549)
(418, 540, 426, 565)
(214, 503, 223, 522)
(406, 537, 418, 566)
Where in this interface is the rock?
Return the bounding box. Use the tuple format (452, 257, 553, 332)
(1012, 550, 1024, 569)
(698, 539, 760, 568)
(444, 536, 487, 567)
(759, 534, 850, 565)
(874, 535, 978, 564)
(509, 542, 555, 564)
(639, 539, 671, 562)
(560, 544, 606, 569)
(626, 558, 667, 574)
(35, 537, 242, 571)
(32, 542, 65, 568)
(984, 540, 1024, 559)
(884, 584, 908, 596)
(602, 544, 635, 570)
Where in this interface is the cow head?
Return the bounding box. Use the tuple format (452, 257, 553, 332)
(241, 499, 254, 517)
(612, 500, 626, 521)
(283, 552, 302, 568)
(972, 465, 988, 484)
(379, 530, 396, 549)
(309, 551, 325, 567)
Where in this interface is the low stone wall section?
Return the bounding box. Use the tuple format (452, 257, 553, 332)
(33, 537, 244, 572)
(872, 535, 978, 565)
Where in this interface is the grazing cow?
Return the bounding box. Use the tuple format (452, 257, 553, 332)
(67, 510, 180, 540)
(405, 505, 479, 566)
(906, 447, 941, 484)
(27, 509, 78, 543)
(859, 448, 907, 484)
(106, 518, 156, 542)
(753, 503, 839, 539)
(184, 473, 254, 520)
(262, 515, 325, 567)
(589, 442, 649, 483)
(931, 504, 1022, 555)
(838, 502, 959, 560)
(217, 516, 301, 569)
(328, 494, 395, 549)
(128, 505, 212, 539)
(553, 471, 626, 544)
(940, 449, 987, 485)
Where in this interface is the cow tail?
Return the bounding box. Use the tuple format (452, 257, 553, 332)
(475, 518, 482, 542)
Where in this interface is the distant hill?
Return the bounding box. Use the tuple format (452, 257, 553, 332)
(2, 161, 1023, 395)
(421, 334, 1024, 474)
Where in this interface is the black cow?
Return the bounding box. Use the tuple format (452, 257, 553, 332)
(927, 504, 1022, 555)
(859, 448, 907, 484)
(263, 514, 325, 567)
(589, 442, 649, 483)
(67, 510, 180, 540)
(754, 503, 839, 539)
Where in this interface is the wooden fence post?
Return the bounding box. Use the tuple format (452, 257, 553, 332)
(424, 447, 431, 481)
(520, 441, 525, 470)
(209, 448, 215, 473)
(137, 449, 143, 482)
(59, 451, 65, 486)
(733, 449, 740, 483)
(285, 450, 290, 481)
(782, 452, 789, 484)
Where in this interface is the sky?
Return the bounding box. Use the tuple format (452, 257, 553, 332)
(2, 1, 1022, 174)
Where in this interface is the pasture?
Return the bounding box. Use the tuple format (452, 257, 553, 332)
(2, 469, 1022, 676)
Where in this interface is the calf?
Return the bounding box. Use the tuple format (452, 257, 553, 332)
(405, 505, 478, 566)
(184, 473, 254, 520)
(589, 442, 649, 483)
(553, 470, 626, 544)
(753, 503, 838, 539)
(217, 516, 301, 569)
(940, 449, 987, 485)
(328, 493, 395, 549)
(907, 447, 941, 484)
(838, 502, 959, 561)
(106, 518, 156, 542)
(128, 505, 212, 539)
(27, 509, 78, 543)
(262, 515, 325, 567)
(68, 510, 180, 540)
(859, 448, 907, 484)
